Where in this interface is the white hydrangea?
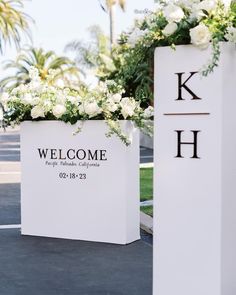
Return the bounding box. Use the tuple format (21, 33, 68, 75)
(127, 27, 148, 47)
(28, 79, 42, 92)
(143, 106, 154, 118)
(78, 104, 85, 115)
(47, 68, 60, 81)
(106, 100, 118, 112)
(225, 26, 236, 42)
(145, 14, 158, 29)
(111, 93, 122, 103)
(21, 93, 33, 105)
(55, 78, 65, 89)
(56, 92, 67, 105)
(67, 95, 80, 105)
(42, 99, 53, 111)
(29, 66, 40, 81)
(120, 97, 137, 119)
(97, 81, 108, 93)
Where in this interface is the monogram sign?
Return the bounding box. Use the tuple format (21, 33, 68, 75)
(154, 44, 236, 295)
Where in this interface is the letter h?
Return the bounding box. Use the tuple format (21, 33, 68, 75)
(175, 130, 200, 159)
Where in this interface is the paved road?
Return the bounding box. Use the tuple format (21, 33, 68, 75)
(0, 127, 153, 295)
(140, 146, 153, 164)
(0, 129, 20, 162)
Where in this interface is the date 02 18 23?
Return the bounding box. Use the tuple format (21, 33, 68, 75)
(59, 172, 86, 180)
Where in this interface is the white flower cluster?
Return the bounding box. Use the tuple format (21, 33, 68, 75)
(77, 81, 153, 120)
(0, 67, 154, 144)
(1, 67, 80, 120)
(126, 0, 235, 52)
(160, 0, 235, 49)
(0, 67, 154, 123)
(225, 26, 236, 42)
(127, 27, 149, 47)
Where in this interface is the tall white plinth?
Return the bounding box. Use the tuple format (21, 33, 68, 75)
(154, 43, 236, 295)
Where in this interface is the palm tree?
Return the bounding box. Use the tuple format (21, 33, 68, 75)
(0, 0, 32, 53)
(0, 47, 82, 90)
(65, 25, 115, 79)
(99, 0, 125, 47)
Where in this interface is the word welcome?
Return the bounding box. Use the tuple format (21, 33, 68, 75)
(38, 148, 107, 161)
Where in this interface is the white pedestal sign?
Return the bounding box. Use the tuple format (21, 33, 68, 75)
(21, 120, 140, 244)
(154, 43, 236, 295)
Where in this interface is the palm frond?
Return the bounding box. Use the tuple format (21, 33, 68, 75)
(0, 0, 33, 53)
(0, 46, 82, 90)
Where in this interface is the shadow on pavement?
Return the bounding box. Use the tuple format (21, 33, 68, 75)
(0, 182, 153, 295)
(0, 229, 152, 295)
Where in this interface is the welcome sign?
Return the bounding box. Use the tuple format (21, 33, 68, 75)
(21, 120, 140, 244)
(154, 44, 236, 295)
(37, 147, 107, 172)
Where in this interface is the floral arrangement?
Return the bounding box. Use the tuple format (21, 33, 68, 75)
(129, 0, 236, 75)
(105, 0, 236, 105)
(0, 67, 153, 145)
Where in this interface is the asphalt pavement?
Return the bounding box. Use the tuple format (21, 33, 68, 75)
(0, 127, 153, 295)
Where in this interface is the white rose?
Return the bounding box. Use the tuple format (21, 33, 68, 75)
(163, 4, 185, 23)
(120, 97, 136, 119)
(31, 106, 45, 119)
(197, 0, 217, 13)
(111, 93, 122, 103)
(32, 96, 40, 106)
(143, 106, 154, 118)
(52, 104, 66, 118)
(162, 22, 178, 36)
(106, 100, 118, 113)
(177, 0, 201, 11)
(21, 93, 33, 105)
(225, 26, 236, 43)
(190, 24, 211, 49)
(83, 101, 102, 118)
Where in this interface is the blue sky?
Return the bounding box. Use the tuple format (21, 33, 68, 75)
(0, 0, 155, 78)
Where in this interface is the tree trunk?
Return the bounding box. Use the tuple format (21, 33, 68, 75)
(109, 4, 115, 51)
